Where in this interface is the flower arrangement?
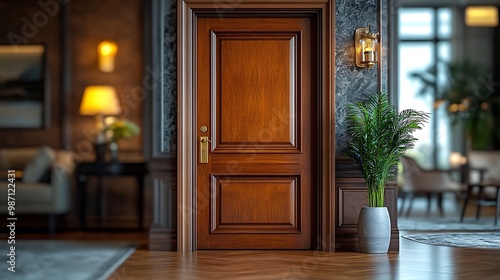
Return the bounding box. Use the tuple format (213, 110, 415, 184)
(104, 119, 140, 143)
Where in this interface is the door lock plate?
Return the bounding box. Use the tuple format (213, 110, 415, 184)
(200, 136, 209, 163)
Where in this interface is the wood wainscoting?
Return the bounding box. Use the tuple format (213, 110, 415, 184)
(335, 158, 400, 252)
(148, 158, 177, 251)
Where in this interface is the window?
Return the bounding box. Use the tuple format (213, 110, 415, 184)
(398, 7, 452, 169)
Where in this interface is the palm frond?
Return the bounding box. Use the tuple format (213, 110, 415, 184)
(344, 92, 429, 207)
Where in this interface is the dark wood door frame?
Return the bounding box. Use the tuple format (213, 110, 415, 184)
(177, 0, 335, 252)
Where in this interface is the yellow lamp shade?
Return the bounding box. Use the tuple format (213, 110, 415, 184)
(79, 86, 121, 116)
(466, 6, 498, 27)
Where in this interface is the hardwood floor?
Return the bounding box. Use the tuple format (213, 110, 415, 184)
(110, 198, 500, 280)
(10, 198, 500, 279)
(108, 235, 500, 280)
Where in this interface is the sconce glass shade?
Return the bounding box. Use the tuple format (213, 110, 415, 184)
(97, 40, 118, 72)
(355, 26, 379, 68)
(360, 37, 378, 64)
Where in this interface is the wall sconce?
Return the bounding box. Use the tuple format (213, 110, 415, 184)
(355, 26, 379, 69)
(97, 40, 118, 72)
(79, 85, 121, 143)
(465, 6, 498, 27)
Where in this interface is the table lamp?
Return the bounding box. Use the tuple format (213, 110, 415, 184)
(79, 85, 121, 144)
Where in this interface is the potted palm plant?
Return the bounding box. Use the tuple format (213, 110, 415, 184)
(344, 92, 428, 253)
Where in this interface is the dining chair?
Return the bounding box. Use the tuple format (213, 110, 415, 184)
(399, 156, 464, 217)
(460, 151, 500, 225)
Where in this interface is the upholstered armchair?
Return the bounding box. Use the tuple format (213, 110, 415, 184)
(399, 156, 464, 217)
(0, 147, 74, 233)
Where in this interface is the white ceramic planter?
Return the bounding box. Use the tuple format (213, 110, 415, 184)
(358, 206, 391, 253)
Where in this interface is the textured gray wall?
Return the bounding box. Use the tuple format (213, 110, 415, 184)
(162, 0, 388, 156)
(163, 0, 177, 153)
(335, 0, 382, 156)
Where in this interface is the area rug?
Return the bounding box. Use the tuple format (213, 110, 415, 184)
(398, 217, 500, 231)
(402, 232, 500, 249)
(0, 240, 136, 280)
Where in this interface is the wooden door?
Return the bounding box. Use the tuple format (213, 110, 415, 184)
(196, 16, 316, 249)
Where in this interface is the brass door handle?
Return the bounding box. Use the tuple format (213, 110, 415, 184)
(199, 136, 211, 163)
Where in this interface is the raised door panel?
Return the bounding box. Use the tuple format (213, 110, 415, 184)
(211, 175, 300, 233)
(213, 32, 300, 152)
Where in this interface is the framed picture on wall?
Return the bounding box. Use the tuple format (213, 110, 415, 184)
(0, 44, 48, 128)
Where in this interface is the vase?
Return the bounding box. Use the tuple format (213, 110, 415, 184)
(109, 141, 119, 162)
(94, 143, 107, 162)
(358, 206, 391, 253)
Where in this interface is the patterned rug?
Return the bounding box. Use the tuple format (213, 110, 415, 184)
(398, 217, 500, 231)
(0, 240, 136, 280)
(402, 232, 500, 249)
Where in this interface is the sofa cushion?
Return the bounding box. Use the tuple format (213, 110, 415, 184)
(0, 182, 52, 204)
(23, 146, 56, 183)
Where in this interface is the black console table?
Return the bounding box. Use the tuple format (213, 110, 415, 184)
(75, 161, 148, 230)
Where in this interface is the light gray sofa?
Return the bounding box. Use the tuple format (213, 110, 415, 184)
(0, 147, 74, 233)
